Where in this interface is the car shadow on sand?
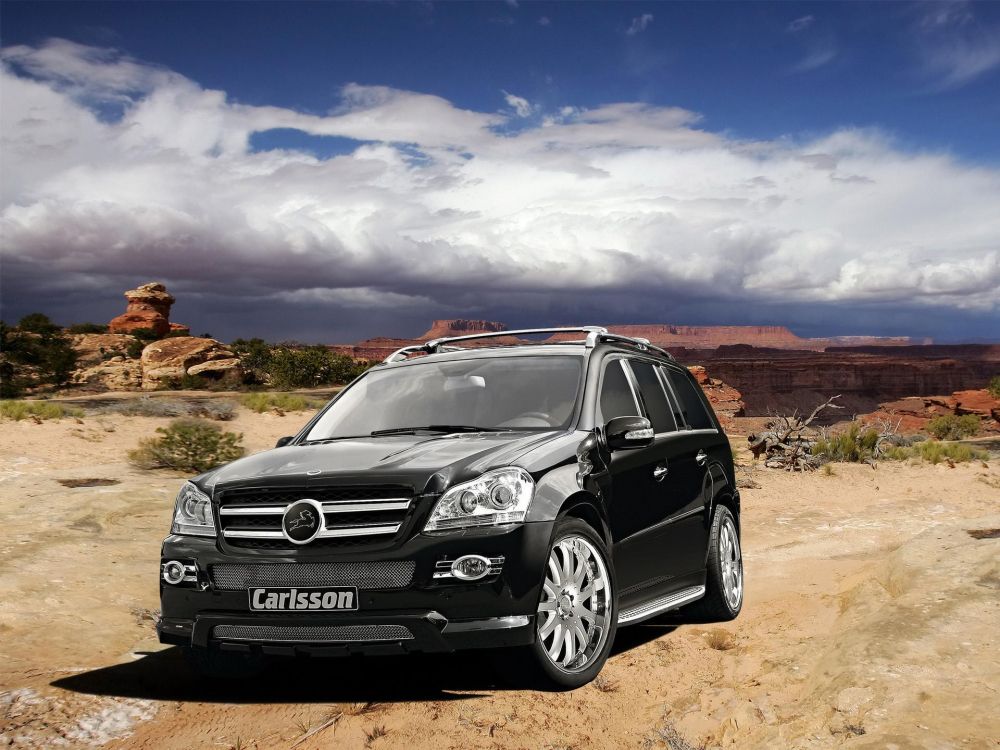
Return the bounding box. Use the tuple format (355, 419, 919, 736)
(53, 623, 679, 704)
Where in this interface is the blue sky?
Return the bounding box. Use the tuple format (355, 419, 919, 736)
(2, 1, 999, 342)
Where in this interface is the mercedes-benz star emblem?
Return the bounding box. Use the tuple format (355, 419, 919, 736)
(282, 498, 325, 545)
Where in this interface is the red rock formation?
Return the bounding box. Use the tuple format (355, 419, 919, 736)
(108, 282, 188, 337)
(863, 389, 1000, 434)
(688, 366, 745, 422)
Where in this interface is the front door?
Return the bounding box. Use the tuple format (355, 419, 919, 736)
(619, 360, 708, 595)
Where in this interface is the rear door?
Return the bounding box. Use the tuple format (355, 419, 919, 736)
(659, 365, 722, 571)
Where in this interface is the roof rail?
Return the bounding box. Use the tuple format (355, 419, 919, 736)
(380, 326, 675, 363)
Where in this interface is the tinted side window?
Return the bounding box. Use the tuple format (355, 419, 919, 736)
(629, 361, 677, 433)
(598, 360, 640, 423)
(664, 369, 714, 430)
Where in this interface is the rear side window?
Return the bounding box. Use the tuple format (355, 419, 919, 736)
(629, 360, 677, 433)
(598, 360, 640, 423)
(663, 369, 715, 430)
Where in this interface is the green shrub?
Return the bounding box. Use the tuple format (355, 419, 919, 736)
(241, 392, 324, 413)
(125, 338, 146, 359)
(67, 323, 109, 334)
(926, 414, 981, 440)
(988, 376, 1000, 399)
(0, 316, 78, 397)
(128, 418, 244, 472)
(812, 422, 883, 463)
(881, 440, 987, 464)
(231, 339, 369, 388)
(0, 400, 83, 421)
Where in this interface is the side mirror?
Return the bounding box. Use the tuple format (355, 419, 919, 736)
(605, 416, 653, 450)
(275, 436, 294, 448)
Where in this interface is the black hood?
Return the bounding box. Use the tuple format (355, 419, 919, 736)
(202, 430, 572, 494)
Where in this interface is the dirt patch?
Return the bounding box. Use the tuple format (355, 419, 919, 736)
(58, 478, 121, 488)
(967, 527, 1000, 539)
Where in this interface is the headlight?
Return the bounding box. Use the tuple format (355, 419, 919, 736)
(171, 482, 216, 537)
(424, 467, 534, 531)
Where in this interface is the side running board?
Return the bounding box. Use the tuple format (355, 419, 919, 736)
(617, 585, 706, 625)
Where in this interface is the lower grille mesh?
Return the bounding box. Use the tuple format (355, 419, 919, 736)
(210, 561, 415, 591)
(213, 624, 414, 643)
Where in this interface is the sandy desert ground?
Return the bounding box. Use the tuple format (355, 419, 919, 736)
(1, 399, 999, 749)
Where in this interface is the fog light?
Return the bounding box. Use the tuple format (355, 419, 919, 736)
(451, 555, 491, 581)
(162, 560, 186, 585)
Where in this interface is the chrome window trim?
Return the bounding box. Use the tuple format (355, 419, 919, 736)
(596, 355, 643, 425)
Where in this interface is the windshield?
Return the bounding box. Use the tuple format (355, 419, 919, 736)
(304, 355, 583, 440)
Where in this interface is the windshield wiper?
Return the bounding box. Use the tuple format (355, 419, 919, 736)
(369, 425, 512, 436)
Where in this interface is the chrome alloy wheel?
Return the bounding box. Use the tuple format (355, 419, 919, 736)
(536, 535, 612, 672)
(719, 515, 743, 610)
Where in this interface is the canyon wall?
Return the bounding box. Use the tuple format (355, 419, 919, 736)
(687, 348, 999, 415)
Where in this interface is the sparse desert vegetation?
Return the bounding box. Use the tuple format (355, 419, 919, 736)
(0, 399, 84, 421)
(241, 392, 325, 413)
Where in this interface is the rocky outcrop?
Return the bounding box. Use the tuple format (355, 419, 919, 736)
(73, 358, 144, 390)
(68, 333, 142, 389)
(69, 333, 135, 367)
(688, 366, 745, 421)
(868, 389, 1000, 434)
(140, 337, 240, 390)
(108, 282, 189, 337)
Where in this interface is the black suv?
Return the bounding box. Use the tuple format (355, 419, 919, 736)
(158, 327, 743, 688)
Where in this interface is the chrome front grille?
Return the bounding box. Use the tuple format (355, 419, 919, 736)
(212, 624, 414, 643)
(216, 486, 414, 550)
(210, 561, 415, 591)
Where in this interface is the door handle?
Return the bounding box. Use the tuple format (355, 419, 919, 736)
(652, 463, 669, 481)
(695, 450, 708, 466)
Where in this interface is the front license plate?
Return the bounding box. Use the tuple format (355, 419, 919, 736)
(248, 586, 358, 612)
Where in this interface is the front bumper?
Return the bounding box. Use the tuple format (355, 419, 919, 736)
(158, 520, 553, 654)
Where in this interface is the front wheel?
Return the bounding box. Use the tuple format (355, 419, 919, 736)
(522, 518, 618, 689)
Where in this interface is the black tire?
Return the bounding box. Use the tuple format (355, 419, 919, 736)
(498, 517, 618, 690)
(184, 646, 264, 680)
(675, 504, 743, 623)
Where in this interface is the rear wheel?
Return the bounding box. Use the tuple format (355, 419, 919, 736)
(522, 518, 618, 689)
(677, 504, 743, 622)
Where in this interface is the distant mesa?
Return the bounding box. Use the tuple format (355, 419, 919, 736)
(419, 319, 509, 340)
(108, 282, 190, 337)
(331, 319, 929, 362)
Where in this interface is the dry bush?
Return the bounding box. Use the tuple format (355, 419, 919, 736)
(241, 392, 324, 413)
(926, 414, 980, 440)
(747, 395, 845, 470)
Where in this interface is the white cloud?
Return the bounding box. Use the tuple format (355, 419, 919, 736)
(502, 90, 534, 118)
(626, 14, 654, 36)
(913, 2, 1000, 89)
(1, 37, 999, 326)
(787, 15, 815, 33)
